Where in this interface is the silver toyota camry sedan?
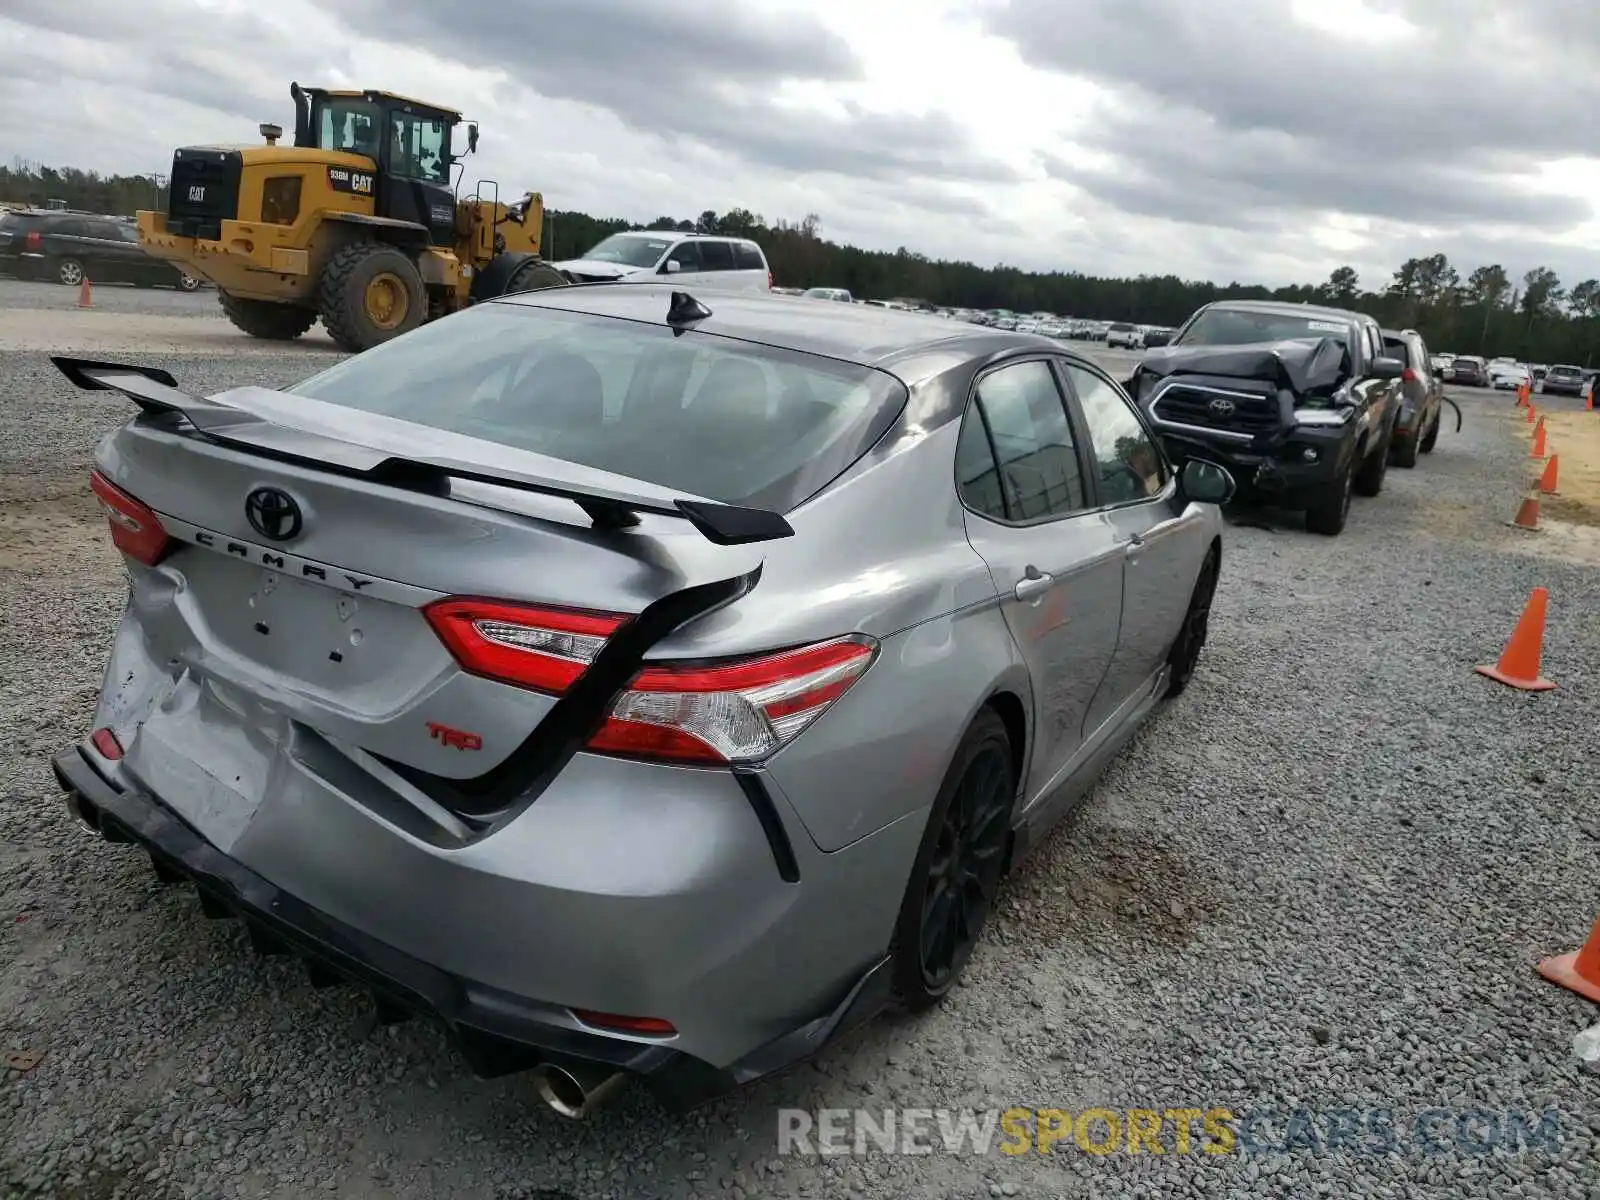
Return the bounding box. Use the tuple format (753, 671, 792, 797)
(52, 283, 1232, 1117)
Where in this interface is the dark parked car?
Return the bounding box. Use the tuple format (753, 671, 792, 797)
(1381, 328, 1445, 467)
(1541, 364, 1585, 397)
(1130, 300, 1402, 536)
(1444, 356, 1488, 387)
(0, 208, 201, 290)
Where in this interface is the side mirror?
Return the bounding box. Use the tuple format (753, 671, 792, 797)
(1180, 458, 1236, 506)
(662, 259, 681, 274)
(467, 123, 479, 154)
(1370, 355, 1405, 381)
(1144, 331, 1171, 348)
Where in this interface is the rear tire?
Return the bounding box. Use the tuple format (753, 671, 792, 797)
(218, 292, 317, 341)
(176, 273, 201, 293)
(1164, 546, 1219, 698)
(57, 258, 85, 286)
(318, 242, 426, 353)
(1419, 412, 1440, 454)
(504, 259, 569, 295)
(1391, 424, 1420, 468)
(890, 709, 1015, 1011)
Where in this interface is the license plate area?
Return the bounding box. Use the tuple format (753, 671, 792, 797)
(178, 553, 450, 702)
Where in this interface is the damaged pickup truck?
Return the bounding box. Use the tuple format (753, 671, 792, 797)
(1127, 300, 1403, 536)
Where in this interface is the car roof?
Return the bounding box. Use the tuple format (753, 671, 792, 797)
(607, 230, 757, 244)
(1201, 299, 1366, 323)
(495, 283, 1073, 381)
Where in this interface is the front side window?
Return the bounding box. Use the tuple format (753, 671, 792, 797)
(699, 240, 736, 271)
(389, 113, 448, 184)
(287, 303, 907, 514)
(1065, 364, 1164, 503)
(956, 360, 1087, 522)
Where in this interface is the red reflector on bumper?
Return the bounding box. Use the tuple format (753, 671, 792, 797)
(571, 1009, 676, 1037)
(91, 728, 123, 760)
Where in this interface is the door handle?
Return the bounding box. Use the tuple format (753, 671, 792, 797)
(1013, 568, 1054, 602)
(1124, 533, 1145, 558)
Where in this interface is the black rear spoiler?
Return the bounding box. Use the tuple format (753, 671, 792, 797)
(53, 357, 794, 547)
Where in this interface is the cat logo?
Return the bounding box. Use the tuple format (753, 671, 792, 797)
(326, 166, 375, 196)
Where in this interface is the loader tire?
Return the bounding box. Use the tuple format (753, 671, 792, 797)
(469, 252, 570, 304)
(218, 293, 317, 341)
(318, 243, 425, 353)
(502, 258, 569, 295)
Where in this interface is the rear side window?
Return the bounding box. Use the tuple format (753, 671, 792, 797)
(699, 240, 736, 271)
(288, 303, 907, 514)
(734, 242, 765, 270)
(955, 360, 1087, 522)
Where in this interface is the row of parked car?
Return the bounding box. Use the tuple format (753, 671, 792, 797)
(0, 204, 203, 290)
(1439, 354, 1594, 396)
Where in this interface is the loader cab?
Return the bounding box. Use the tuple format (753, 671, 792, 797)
(291, 83, 461, 248)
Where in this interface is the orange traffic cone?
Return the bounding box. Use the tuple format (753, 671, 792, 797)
(1530, 422, 1546, 457)
(1538, 455, 1560, 495)
(1474, 586, 1555, 690)
(1507, 493, 1540, 530)
(1524, 403, 1536, 423)
(77, 276, 92, 308)
(1515, 386, 1526, 407)
(1536, 916, 1600, 1003)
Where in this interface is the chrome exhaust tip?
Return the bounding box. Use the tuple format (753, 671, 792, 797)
(531, 1062, 627, 1119)
(65, 790, 101, 836)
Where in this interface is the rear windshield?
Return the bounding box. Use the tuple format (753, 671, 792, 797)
(1108, 323, 1134, 332)
(1176, 308, 1352, 348)
(287, 302, 908, 513)
(1549, 366, 1581, 377)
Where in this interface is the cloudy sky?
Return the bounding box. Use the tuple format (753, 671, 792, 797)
(3, 0, 1598, 291)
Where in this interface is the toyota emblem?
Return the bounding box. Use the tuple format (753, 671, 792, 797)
(244, 487, 303, 541)
(1208, 397, 1236, 417)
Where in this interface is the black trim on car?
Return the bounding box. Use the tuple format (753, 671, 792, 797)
(51, 744, 890, 1113)
(732, 769, 801, 883)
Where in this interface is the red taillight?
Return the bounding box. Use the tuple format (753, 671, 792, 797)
(1401, 367, 1418, 382)
(88, 470, 172, 566)
(571, 1009, 676, 1037)
(422, 598, 627, 694)
(24, 231, 42, 251)
(587, 635, 876, 764)
(767, 269, 774, 290)
(91, 728, 123, 760)
(423, 596, 877, 765)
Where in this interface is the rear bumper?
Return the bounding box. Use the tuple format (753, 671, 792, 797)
(51, 743, 894, 1113)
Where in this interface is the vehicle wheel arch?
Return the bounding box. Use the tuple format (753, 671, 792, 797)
(983, 689, 1028, 795)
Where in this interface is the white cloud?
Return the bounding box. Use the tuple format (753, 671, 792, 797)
(2, 0, 1597, 290)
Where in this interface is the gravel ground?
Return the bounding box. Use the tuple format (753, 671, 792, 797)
(0, 278, 218, 317)
(2, 321, 1598, 1200)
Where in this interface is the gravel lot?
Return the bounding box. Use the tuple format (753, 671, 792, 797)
(0, 278, 218, 317)
(2, 286, 1598, 1199)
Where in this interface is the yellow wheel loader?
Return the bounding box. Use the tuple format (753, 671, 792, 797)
(137, 81, 567, 353)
